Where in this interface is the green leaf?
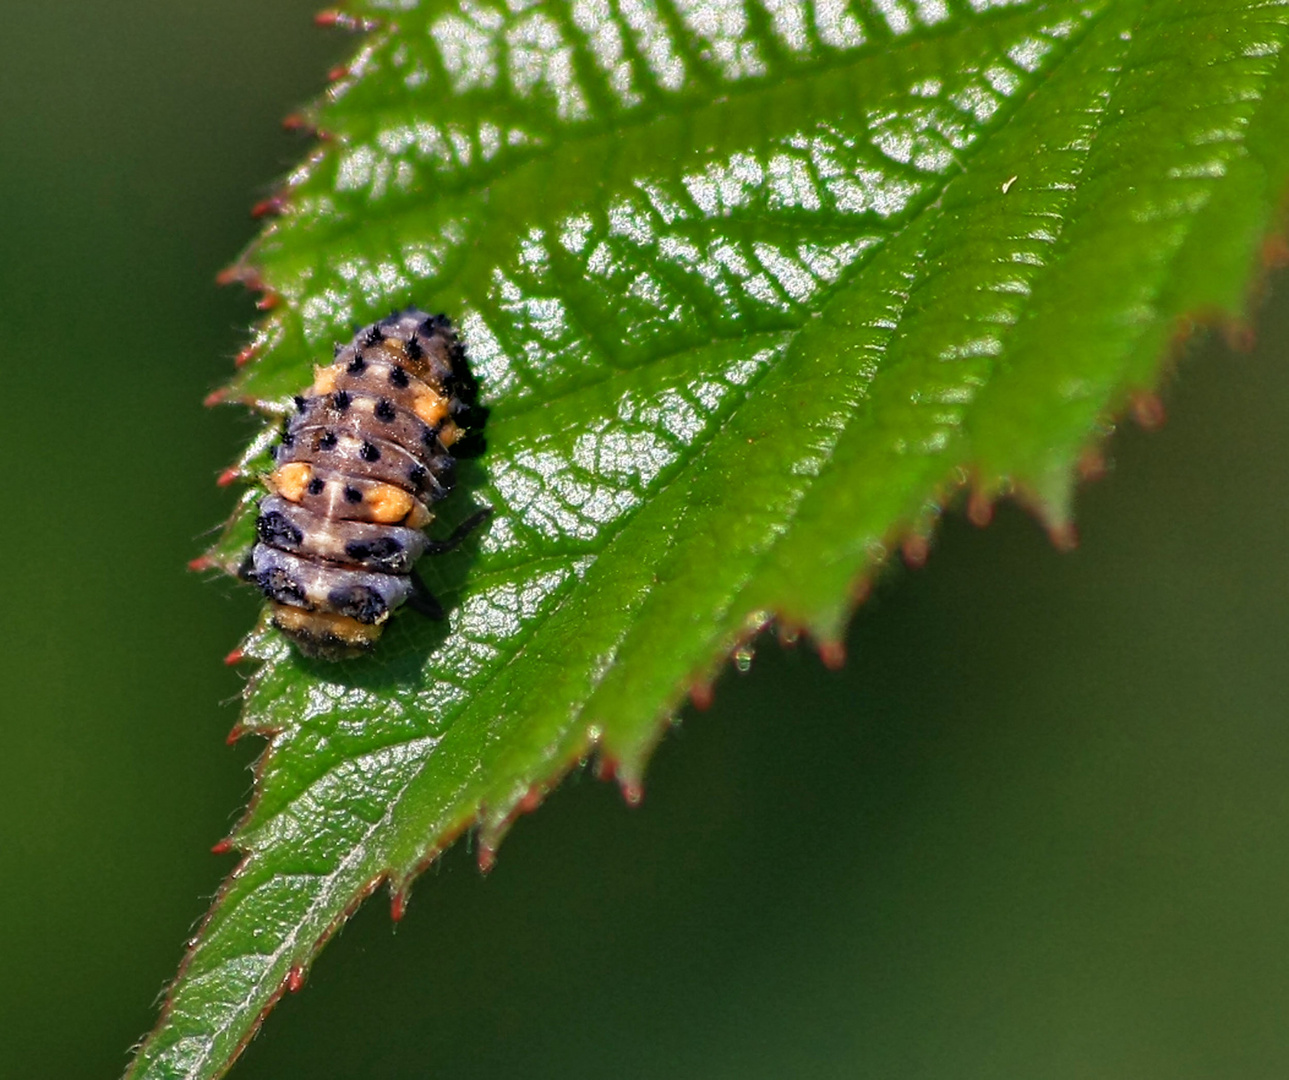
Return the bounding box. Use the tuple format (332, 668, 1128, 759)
(130, 1, 1289, 1076)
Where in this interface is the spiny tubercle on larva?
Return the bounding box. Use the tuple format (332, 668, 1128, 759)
(248, 308, 483, 660)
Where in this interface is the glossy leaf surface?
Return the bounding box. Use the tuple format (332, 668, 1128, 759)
(130, 0, 1289, 1076)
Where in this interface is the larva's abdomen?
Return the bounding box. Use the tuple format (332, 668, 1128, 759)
(248, 309, 476, 659)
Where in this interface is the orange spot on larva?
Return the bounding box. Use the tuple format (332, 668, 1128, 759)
(412, 389, 449, 426)
(311, 364, 339, 395)
(366, 483, 416, 524)
(270, 463, 312, 502)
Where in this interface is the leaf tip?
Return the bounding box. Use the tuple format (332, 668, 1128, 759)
(210, 838, 234, 856)
(216, 467, 240, 488)
(203, 388, 226, 408)
(234, 342, 260, 368)
(187, 555, 213, 573)
(285, 965, 305, 994)
(389, 891, 407, 923)
(224, 648, 247, 666)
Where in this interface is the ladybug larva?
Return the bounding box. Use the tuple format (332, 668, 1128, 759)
(248, 309, 489, 660)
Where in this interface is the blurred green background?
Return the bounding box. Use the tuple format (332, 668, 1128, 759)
(4, 3, 1289, 1077)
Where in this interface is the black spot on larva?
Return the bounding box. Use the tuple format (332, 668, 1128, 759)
(307, 477, 325, 496)
(281, 430, 295, 448)
(404, 337, 423, 361)
(343, 485, 363, 503)
(408, 464, 427, 488)
(346, 356, 366, 375)
(319, 431, 338, 450)
(332, 390, 351, 411)
(261, 567, 306, 605)
(364, 325, 386, 347)
(344, 536, 404, 563)
(375, 398, 396, 422)
(360, 441, 381, 462)
(257, 511, 303, 549)
(328, 584, 387, 624)
(293, 395, 307, 412)
(421, 314, 450, 336)
(389, 365, 410, 388)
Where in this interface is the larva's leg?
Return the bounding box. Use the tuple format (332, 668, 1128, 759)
(407, 572, 445, 620)
(423, 506, 493, 555)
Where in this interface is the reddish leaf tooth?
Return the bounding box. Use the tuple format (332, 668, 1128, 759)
(901, 534, 930, 569)
(688, 680, 714, 711)
(817, 640, 846, 671)
(967, 490, 994, 528)
(1131, 392, 1166, 430)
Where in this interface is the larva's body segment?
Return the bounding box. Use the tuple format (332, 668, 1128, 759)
(249, 309, 484, 659)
